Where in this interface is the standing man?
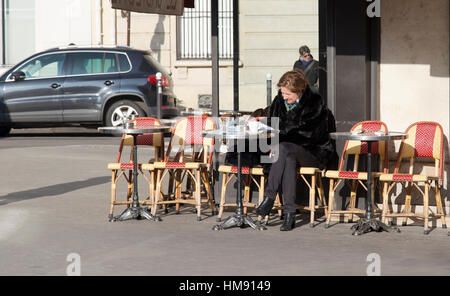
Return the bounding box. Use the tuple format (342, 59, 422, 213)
(293, 45, 319, 91)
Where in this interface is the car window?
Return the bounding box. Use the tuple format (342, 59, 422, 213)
(104, 53, 118, 72)
(69, 52, 104, 75)
(68, 52, 125, 75)
(17, 53, 66, 79)
(118, 53, 131, 72)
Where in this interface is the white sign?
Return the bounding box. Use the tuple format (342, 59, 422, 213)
(111, 0, 184, 16)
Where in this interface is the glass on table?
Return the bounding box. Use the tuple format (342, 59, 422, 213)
(219, 116, 234, 132)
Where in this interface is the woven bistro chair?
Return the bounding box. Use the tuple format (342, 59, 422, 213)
(217, 165, 267, 221)
(107, 117, 165, 221)
(325, 121, 389, 227)
(296, 167, 328, 227)
(152, 115, 217, 221)
(380, 121, 447, 234)
(261, 167, 327, 227)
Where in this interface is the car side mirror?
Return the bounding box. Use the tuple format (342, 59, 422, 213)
(11, 70, 26, 81)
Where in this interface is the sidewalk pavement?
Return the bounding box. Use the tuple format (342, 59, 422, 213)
(0, 137, 449, 276)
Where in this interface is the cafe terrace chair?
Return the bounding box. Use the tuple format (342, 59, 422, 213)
(260, 168, 327, 227)
(152, 115, 217, 221)
(379, 121, 447, 234)
(216, 114, 269, 222)
(217, 165, 266, 222)
(324, 120, 389, 227)
(107, 117, 164, 221)
(296, 167, 328, 227)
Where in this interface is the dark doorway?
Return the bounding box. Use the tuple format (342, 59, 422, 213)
(319, 0, 381, 209)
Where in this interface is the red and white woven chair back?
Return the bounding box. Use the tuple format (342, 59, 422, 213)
(395, 121, 444, 178)
(118, 117, 164, 161)
(122, 117, 164, 147)
(339, 120, 389, 171)
(166, 115, 216, 163)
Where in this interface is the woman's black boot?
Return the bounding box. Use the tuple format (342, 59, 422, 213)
(255, 197, 275, 217)
(280, 212, 296, 231)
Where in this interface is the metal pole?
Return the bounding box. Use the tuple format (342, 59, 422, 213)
(233, 0, 239, 112)
(211, 0, 220, 209)
(211, 0, 219, 118)
(2, 0, 6, 65)
(126, 11, 131, 46)
(366, 142, 373, 220)
(156, 72, 162, 119)
(266, 73, 272, 107)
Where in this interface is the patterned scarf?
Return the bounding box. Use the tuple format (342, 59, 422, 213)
(284, 99, 300, 111)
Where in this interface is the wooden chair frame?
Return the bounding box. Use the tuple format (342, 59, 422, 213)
(325, 121, 389, 227)
(380, 121, 447, 234)
(216, 165, 266, 221)
(152, 116, 217, 221)
(266, 167, 327, 227)
(107, 117, 164, 221)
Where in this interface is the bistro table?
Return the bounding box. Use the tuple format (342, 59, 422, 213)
(203, 127, 277, 231)
(99, 125, 171, 222)
(330, 131, 407, 235)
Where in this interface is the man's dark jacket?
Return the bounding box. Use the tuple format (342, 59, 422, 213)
(293, 59, 319, 87)
(268, 88, 337, 170)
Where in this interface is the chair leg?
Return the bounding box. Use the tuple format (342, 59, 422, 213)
(318, 175, 327, 218)
(402, 182, 412, 226)
(309, 174, 316, 227)
(148, 170, 156, 212)
(325, 179, 335, 228)
(109, 171, 117, 220)
(434, 181, 447, 228)
(126, 170, 133, 208)
(257, 175, 265, 222)
(174, 170, 183, 214)
(381, 181, 390, 225)
(202, 169, 216, 214)
(348, 180, 357, 223)
(423, 182, 430, 234)
(276, 193, 282, 218)
(195, 169, 202, 221)
(152, 170, 163, 216)
(218, 173, 229, 221)
(243, 175, 251, 215)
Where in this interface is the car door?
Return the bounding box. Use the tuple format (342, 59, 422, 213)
(61, 51, 121, 122)
(2, 52, 66, 123)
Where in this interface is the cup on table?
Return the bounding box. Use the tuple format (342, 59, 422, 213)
(220, 117, 234, 132)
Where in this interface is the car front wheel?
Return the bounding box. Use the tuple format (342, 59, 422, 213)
(105, 100, 146, 127)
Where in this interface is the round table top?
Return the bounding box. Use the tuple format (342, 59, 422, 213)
(98, 125, 171, 135)
(202, 129, 278, 140)
(330, 131, 407, 141)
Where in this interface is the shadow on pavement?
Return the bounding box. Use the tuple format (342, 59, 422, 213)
(0, 176, 110, 206)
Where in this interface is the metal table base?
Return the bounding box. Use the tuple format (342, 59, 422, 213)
(330, 131, 407, 235)
(99, 126, 170, 223)
(212, 151, 266, 231)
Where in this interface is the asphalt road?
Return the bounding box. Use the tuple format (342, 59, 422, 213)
(2, 127, 117, 149)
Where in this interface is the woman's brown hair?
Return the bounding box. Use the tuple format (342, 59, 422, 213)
(277, 69, 309, 96)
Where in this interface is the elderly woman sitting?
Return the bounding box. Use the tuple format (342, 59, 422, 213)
(255, 69, 336, 231)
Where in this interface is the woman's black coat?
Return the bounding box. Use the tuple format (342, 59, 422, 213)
(268, 87, 337, 170)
